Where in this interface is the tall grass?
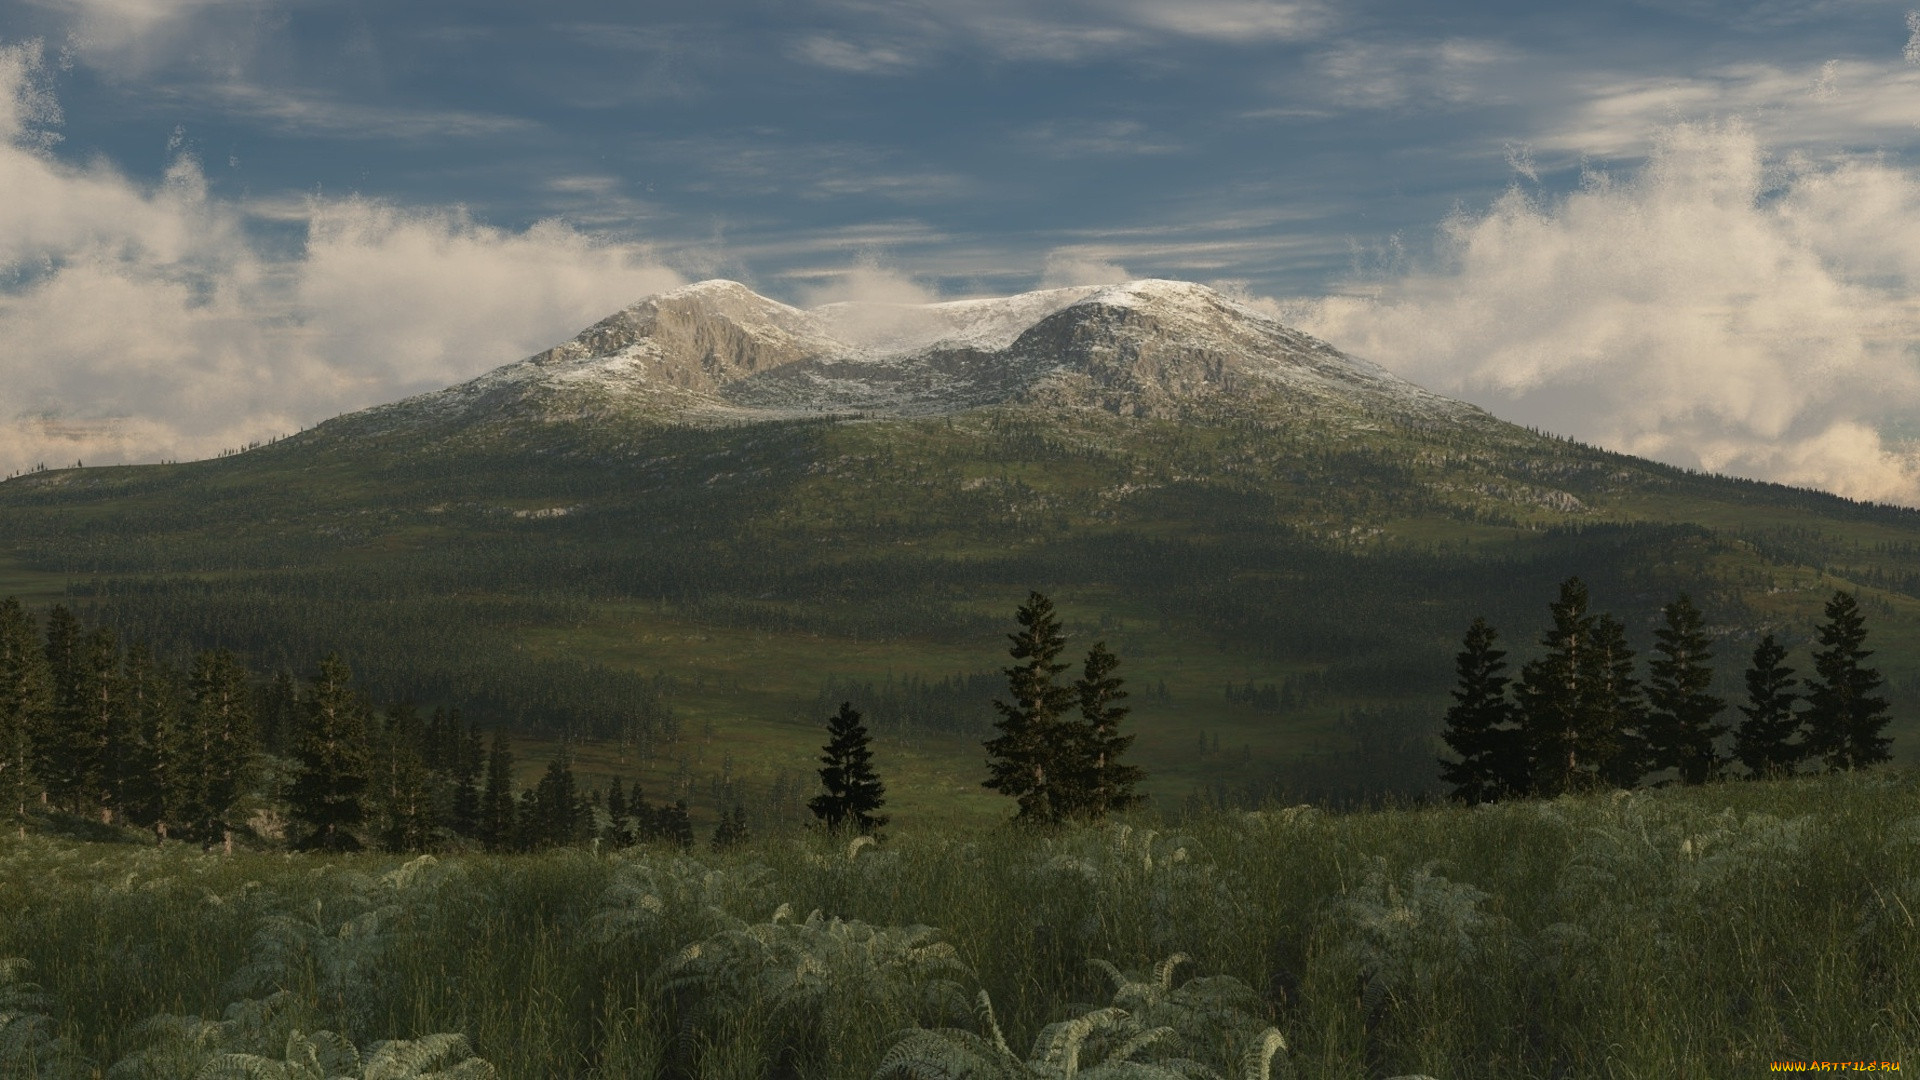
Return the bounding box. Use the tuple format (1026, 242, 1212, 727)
(3, 770, 1916, 1078)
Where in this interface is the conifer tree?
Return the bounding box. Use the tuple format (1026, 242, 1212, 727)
(449, 715, 483, 839)
(662, 800, 694, 850)
(1803, 591, 1893, 771)
(72, 627, 127, 820)
(123, 644, 185, 836)
(1643, 595, 1727, 784)
(1515, 578, 1598, 796)
(604, 777, 632, 846)
(287, 655, 371, 851)
(374, 703, 435, 853)
(0, 599, 49, 830)
(184, 650, 255, 845)
(983, 591, 1077, 823)
(254, 669, 298, 756)
(1438, 617, 1527, 802)
(1066, 641, 1142, 819)
(809, 702, 888, 834)
(1733, 634, 1804, 778)
(529, 754, 587, 849)
(479, 731, 515, 851)
(710, 804, 749, 850)
(1589, 614, 1648, 789)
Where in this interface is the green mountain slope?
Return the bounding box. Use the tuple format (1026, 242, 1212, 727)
(4, 279, 1917, 823)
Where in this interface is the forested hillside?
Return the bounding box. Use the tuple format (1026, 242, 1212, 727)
(3, 280, 1919, 818)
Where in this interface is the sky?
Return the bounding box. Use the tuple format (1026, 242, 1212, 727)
(2, 1, 1920, 503)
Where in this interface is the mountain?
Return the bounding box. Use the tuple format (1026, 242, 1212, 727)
(3, 278, 1919, 822)
(354, 278, 1472, 427)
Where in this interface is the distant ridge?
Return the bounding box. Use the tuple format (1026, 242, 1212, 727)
(356, 278, 1483, 430)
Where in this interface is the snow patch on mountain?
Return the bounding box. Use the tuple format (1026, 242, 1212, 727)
(359, 278, 1480, 429)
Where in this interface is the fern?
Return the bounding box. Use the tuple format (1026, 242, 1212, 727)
(1332, 857, 1499, 1009)
(0, 958, 86, 1079)
(591, 854, 775, 948)
(874, 988, 1286, 1080)
(652, 906, 974, 1074)
(1079, 955, 1274, 1079)
(190, 1028, 494, 1079)
(108, 992, 301, 1079)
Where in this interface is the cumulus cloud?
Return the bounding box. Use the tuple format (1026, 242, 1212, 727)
(1294, 122, 1920, 505)
(0, 41, 682, 474)
(1040, 249, 1133, 288)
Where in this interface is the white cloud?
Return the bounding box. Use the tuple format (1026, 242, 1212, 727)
(800, 0, 1332, 70)
(0, 43, 683, 473)
(1040, 249, 1133, 288)
(1545, 60, 1920, 158)
(1308, 37, 1514, 111)
(1294, 122, 1920, 505)
(788, 34, 921, 74)
(1907, 10, 1920, 66)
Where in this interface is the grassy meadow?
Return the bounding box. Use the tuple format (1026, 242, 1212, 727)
(4, 769, 1916, 1079)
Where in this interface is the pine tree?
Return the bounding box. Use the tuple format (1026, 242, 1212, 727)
(1803, 591, 1893, 771)
(254, 668, 298, 756)
(1438, 617, 1527, 802)
(73, 627, 128, 821)
(1065, 641, 1142, 819)
(1515, 578, 1598, 796)
(529, 754, 587, 849)
(184, 650, 256, 845)
(123, 644, 186, 836)
(36, 607, 82, 812)
(287, 655, 371, 851)
(1643, 595, 1727, 784)
(604, 777, 632, 846)
(0, 599, 50, 830)
(808, 702, 889, 834)
(983, 591, 1078, 824)
(662, 800, 694, 850)
(374, 703, 435, 853)
(479, 730, 515, 851)
(449, 715, 483, 839)
(1589, 614, 1648, 789)
(1732, 634, 1804, 778)
(710, 804, 749, 850)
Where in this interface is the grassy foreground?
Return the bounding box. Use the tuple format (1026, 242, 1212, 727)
(3, 772, 1917, 1079)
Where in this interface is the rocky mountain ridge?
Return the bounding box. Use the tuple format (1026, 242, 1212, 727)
(366, 278, 1480, 428)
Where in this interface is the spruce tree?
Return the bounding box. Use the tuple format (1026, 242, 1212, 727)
(1643, 595, 1727, 784)
(184, 650, 255, 845)
(1515, 578, 1598, 796)
(604, 777, 632, 846)
(1732, 634, 1804, 778)
(983, 591, 1077, 823)
(479, 731, 515, 851)
(1066, 641, 1142, 819)
(254, 668, 298, 756)
(374, 703, 435, 853)
(36, 607, 81, 812)
(0, 599, 49, 830)
(1803, 591, 1893, 771)
(1438, 617, 1527, 802)
(123, 644, 185, 836)
(287, 655, 371, 851)
(710, 804, 749, 850)
(530, 754, 587, 849)
(662, 800, 694, 850)
(449, 716, 483, 839)
(1588, 614, 1647, 789)
(72, 627, 128, 821)
(809, 702, 889, 834)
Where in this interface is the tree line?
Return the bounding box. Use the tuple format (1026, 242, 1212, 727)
(1440, 579, 1893, 802)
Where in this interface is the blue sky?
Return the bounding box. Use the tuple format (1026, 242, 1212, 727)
(3, 0, 1920, 500)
